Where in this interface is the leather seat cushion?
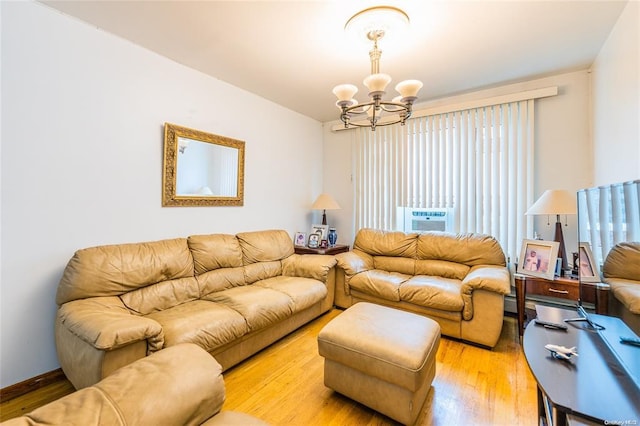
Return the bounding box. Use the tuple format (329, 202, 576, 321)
(399, 275, 464, 312)
(255, 276, 327, 313)
(349, 270, 411, 302)
(318, 302, 440, 392)
(146, 300, 247, 352)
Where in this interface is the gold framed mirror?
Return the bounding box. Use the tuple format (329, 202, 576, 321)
(162, 123, 245, 206)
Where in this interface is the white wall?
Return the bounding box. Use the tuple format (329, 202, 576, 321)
(323, 71, 593, 252)
(0, 1, 323, 388)
(591, 0, 640, 186)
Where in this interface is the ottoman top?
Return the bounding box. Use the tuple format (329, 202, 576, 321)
(318, 302, 441, 387)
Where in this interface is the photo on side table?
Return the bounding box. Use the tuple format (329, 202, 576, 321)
(518, 239, 560, 280)
(578, 242, 600, 282)
(310, 224, 328, 240)
(294, 232, 307, 247)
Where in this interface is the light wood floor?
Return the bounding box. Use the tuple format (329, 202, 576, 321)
(1, 309, 538, 425)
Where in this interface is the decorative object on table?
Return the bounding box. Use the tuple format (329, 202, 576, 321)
(319, 239, 328, 249)
(308, 233, 321, 248)
(544, 344, 578, 361)
(311, 193, 341, 225)
(294, 232, 307, 247)
(332, 6, 422, 131)
(578, 242, 600, 282)
(525, 189, 577, 270)
(328, 228, 338, 246)
(310, 224, 328, 241)
(518, 239, 560, 280)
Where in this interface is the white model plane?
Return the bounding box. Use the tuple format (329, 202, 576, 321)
(545, 344, 579, 360)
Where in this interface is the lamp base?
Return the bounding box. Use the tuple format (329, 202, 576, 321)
(554, 216, 568, 271)
(322, 210, 327, 226)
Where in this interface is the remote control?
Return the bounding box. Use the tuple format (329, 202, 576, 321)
(619, 336, 640, 347)
(534, 319, 568, 330)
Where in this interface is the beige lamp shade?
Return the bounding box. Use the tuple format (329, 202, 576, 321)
(525, 190, 577, 216)
(311, 193, 341, 211)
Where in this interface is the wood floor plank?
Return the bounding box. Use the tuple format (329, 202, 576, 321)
(0, 308, 538, 425)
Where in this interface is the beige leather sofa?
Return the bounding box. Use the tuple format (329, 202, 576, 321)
(334, 229, 510, 348)
(55, 229, 336, 389)
(603, 242, 640, 335)
(2, 343, 267, 426)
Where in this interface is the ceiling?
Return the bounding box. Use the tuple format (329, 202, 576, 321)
(40, 0, 629, 123)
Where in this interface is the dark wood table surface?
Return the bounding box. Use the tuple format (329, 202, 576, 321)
(523, 305, 640, 425)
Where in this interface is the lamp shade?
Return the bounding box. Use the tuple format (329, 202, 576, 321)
(311, 193, 341, 210)
(525, 190, 577, 216)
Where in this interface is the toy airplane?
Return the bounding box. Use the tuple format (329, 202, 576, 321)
(545, 344, 579, 360)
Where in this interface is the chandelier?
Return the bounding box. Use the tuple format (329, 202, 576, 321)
(333, 6, 423, 131)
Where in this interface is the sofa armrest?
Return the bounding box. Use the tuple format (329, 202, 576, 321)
(460, 265, 510, 321)
(335, 250, 374, 276)
(58, 296, 164, 353)
(282, 254, 337, 282)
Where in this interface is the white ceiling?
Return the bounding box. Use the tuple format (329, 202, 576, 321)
(40, 0, 629, 123)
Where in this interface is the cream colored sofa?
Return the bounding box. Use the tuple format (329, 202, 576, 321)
(603, 242, 640, 335)
(55, 229, 336, 389)
(2, 343, 268, 426)
(334, 229, 510, 348)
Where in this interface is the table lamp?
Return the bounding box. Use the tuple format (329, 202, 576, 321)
(525, 189, 577, 270)
(311, 193, 341, 225)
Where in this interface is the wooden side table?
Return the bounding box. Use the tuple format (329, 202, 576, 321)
(514, 273, 609, 336)
(294, 244, 349, 255)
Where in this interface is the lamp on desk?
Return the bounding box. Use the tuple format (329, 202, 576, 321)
(311, 193, 341, 225)
(525, 189, 577, 270)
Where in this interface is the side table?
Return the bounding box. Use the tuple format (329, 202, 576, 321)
(294, 244, 349, 255)
(514, 273, 609, 336)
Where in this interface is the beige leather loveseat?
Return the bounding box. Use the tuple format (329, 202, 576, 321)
(2, 343, 267, 426)
(334, 229, 510, 348)
(55, 229, 336, 389)
(603, 242, 640, 335)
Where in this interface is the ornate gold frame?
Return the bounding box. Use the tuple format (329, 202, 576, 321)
(162, 123, 245, 206)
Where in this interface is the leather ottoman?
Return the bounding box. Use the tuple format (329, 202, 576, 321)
(318, 302, 440, 425)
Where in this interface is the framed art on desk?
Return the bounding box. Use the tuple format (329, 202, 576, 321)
(518, 239, 560, 280)
(578, 242, 600, 282)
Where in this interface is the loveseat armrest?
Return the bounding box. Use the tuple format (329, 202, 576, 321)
(460, 265, 510, 321)
(282, 254, 337, 282)
(57, 296, 164, 353)
(335, 250, 374, 276)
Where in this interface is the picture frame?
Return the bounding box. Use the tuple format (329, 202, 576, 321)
(293, 232, 307, 247)
(578, 242, 600, 282)
(307, 233, 321, 248)
(518, 239, 560, 280)
(310, 224, 328, 240)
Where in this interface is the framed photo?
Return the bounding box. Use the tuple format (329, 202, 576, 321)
(518, 239, 560, 280)
(308, 233, 321, 248)
(310, 224, 328, 240)
(293, 232, 307, 247)
(578, 242, 600, 282)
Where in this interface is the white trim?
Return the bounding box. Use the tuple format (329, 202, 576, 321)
(331, 86, 558, 132)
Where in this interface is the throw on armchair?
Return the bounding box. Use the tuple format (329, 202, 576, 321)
(334, 229, 511, 348)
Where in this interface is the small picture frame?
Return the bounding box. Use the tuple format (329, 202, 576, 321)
(308, 233, 321, 248)
(578, 242, 600, 282)
(518, 239, 560, 280)
(310, 224, 328, 240)
(294, 232, 307, 247)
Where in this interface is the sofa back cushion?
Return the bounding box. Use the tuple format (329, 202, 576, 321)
(354, 229, 418, 258)
(237, 230, 294, 264)
(417, 232, 506, 266)
(603, 242, 640, 281)
(56, 238, 194, 305)
(188, 234, 243, 274)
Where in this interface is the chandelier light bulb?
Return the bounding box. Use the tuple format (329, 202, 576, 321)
(363, 73, 392, 95)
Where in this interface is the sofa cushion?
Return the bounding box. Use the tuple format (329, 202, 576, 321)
(57, 238, 194, 305)
(609, 278, 640, 314)
(415, 259, 470, 280)
(255, 276, 328, 312)
(120, 277, 200, 315)
(188, 234, 243, 275)
(146, 300, 247, 352)
(237, 230, 294, 264)
(399, 276, 464, 312)
(198, 267, 246, 297)
(374, 256, 416, 275)
(349, 270, 411, 302)
(243, 261, 282, 285)
(417, 232, 506, 266)
(205, 286, 295, 331)
(603, 242, 640, 281)
(354, 228, 418, 258)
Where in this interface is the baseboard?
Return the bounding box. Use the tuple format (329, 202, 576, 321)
(0, 368, 66, 402)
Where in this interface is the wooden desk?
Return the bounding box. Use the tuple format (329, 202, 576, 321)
(515, 273, 609, 336)
(523, 306, 640, 425)
(294, 244, 349, 255)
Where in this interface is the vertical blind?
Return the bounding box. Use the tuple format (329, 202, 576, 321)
(578, 180, 640, 269)
(353, 99, 535, 263)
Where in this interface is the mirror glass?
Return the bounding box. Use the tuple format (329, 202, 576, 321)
(163, 123, 245, 206)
